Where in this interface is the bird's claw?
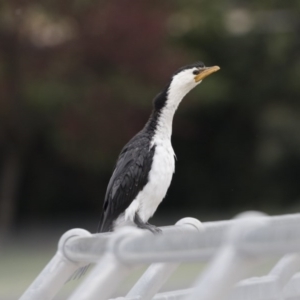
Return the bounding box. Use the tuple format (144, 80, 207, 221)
(146, 223, 162, 234)
(134, 213, 162, 234)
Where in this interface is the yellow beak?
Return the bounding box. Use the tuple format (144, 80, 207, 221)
(194, 66, 220, 82)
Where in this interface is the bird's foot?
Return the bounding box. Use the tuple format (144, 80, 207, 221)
(134, 214, 162, 234)
(143, 222, 162, 234)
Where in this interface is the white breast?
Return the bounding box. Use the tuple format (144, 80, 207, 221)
(137, 139, 175, 222)
(122, 137, 175, 225)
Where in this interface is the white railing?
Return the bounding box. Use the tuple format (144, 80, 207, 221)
(19, 212, 300, 300)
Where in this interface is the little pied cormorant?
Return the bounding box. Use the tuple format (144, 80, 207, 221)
(98, 62, 220, 233)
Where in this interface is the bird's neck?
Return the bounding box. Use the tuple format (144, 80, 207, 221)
(145, 84, 190, 141)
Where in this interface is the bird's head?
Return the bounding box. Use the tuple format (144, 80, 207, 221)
(154, 62, 220, 111)
(170, 62, 220, 94)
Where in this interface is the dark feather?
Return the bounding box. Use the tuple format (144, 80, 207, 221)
(98, 130, 156, 232)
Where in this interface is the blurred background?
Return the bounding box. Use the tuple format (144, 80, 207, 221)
(0, 0, 300, 298)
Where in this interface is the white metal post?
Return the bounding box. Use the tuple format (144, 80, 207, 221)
(19, 228, 91, 300)
(68, 252, 136, 300)
(67, 227, 142, 300)
(186, 212, 269, 300)
(19, 212, 300, 300)
(226, 253, 300, 300)
(125, 218, 204, 300)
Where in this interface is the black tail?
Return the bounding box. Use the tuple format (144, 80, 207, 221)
(97, 211, 105, 232)
(97, 211, 113, 233)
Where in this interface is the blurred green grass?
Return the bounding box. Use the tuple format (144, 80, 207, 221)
(0, 242, 56, 299)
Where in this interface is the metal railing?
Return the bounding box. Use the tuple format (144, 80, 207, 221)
(19, 212, 300, 300)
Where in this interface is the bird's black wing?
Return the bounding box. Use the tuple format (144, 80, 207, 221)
(98, 132, 155, 232)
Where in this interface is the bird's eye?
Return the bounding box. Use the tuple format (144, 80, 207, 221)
(193, 70, 200, 75)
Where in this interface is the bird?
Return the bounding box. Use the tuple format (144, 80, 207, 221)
(98, 62, 220, 234)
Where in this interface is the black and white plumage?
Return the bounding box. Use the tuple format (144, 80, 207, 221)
(98, 62, 220, 233)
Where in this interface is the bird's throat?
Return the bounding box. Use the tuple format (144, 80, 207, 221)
(146, 79, 193, 140)
(148, 91, 186, 141)
(154, 105, 176, 140)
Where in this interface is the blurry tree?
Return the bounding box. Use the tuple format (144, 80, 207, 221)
(166, 0, 300, 216)
(0, 0, 300, 234)
(0, 0, 182, 233)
